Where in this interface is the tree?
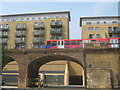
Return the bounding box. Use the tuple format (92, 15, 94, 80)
(1, 44, 13, 69)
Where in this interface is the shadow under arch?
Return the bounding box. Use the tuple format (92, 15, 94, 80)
(2, 55, 15, 69)
(27, 54, 84, 87)
(2, 56, 19, 86)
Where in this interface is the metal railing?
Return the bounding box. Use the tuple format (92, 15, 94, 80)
(34, 31, 44, 36)
(50, 29, 62, 35)
(108, 30, 120, 34)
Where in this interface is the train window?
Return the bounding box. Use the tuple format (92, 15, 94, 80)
(71, 40, 76, 45)
(106, 39, 110, 43)
(58, 41, 60, 45)
(52, 41, 57, 46)
(110, 39, 118, 43)
(65, 41, 70, 45)
(84, 40, 90, 43)
(61, 41, 64, 45)
(77, 40, 82, 45)
(47, 41, 51, 46)
(91, 40, 96, 42)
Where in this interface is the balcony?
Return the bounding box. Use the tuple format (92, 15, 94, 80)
(16, 32, 26, 37)
(50, 20, 62, 28)
(108, 30, 120, 34)
(50, 28, 62, 35)
(2, 34, 8, 38)
(34, 25, 45, 29)
(16, 25, 27, 30)
(33, 39, 44, 43)
(2, 40, 8, 44)
(0, 27, 9, 31)
(15, 40, 26, 44)
(34, 31, 44, 37)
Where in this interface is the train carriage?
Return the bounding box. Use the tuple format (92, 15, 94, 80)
(44, 38, 120, 49)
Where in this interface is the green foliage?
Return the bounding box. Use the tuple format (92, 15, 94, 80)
(1, 44, 12, 69)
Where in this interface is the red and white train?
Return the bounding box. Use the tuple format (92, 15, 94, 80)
(44, 38, 120, 49)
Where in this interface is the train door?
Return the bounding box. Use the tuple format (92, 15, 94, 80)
(57, 40, 64, 48)
(110, 39, 118, 48)
(83, 40, 90, 48)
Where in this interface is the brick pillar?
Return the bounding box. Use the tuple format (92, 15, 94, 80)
(18, 64, 28, 88)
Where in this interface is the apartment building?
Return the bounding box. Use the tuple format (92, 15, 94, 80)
(1, 11, 84, 87)
(80, 16, 120, 39)
(0, 11, 70, 49)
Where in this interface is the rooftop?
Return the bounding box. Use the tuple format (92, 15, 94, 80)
(80, 16, 119, 26)
(1, 11, 71, 21)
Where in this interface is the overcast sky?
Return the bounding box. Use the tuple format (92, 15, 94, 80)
(1, 2, 118, 39)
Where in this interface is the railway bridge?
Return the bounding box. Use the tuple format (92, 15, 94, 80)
(6, 48, 120, 89)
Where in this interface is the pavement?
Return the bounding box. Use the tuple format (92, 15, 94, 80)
(1, 86, 120, 90)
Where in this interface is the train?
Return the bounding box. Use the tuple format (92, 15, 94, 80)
(44, 38, 120, 49)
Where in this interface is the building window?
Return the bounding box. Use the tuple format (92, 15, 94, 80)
(113, 27, 118, 31)
(95, 27, 99, 30)
(56, 35, 62, 40)
(40, 22, 44, 27)
(3, 31, 8, 36)
(17, 23, 22, 28)
(109, 34, 112, 38)
(56, 20, 62, 25)
(27, 18, 29, 21)
(88, 27, 94, 30)
(96, 34, 101, 38)
(108, 27, 112, 32)
(86, 22, 92, 25)
(34, 22, 38, 26)
(0, 25, 3, 29)
(43, 17, 47, 20)
(112, 21, 117, 24)
(104, 21, 106, 24)
(2, 38, 8, 43)
(4, 24, 9, 29)
(97, 21, 99, 24)
(89, 34, 94, 39)
(32, 18, 35, 21)
(0, 31, 2, 36)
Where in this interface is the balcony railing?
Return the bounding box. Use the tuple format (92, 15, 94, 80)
(15, 40, 26, 43)
(33, 39, 44, 43)
(16, 32, 26, 37)
(2, 34, 8, 38)
(16, 25, 27, 30)
(0, 34, 8, 37)
(34, 25, 45, 29)
(0, 27, 9, 31)
(108, 30, 120, 34)
(50, 21, 62, 28)
(34, 31, 44, 36)
(50, 29, 62, 35)
(2, 40, 8, 43)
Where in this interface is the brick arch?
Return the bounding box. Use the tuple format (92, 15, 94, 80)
(2, 55, 17, 69)
(27, 54, 84, 86)
(2, 56, 19, 87)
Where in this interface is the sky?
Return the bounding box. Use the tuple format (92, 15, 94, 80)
(0, 2, 119, 39)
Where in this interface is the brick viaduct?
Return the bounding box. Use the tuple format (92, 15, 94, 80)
(6, 48, 120, 89)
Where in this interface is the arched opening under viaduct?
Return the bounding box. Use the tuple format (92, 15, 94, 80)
(27, 54, 85, 88)
(2, 57, 19, 86)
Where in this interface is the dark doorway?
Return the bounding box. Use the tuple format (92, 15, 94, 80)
(69, 76, 83, 85)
